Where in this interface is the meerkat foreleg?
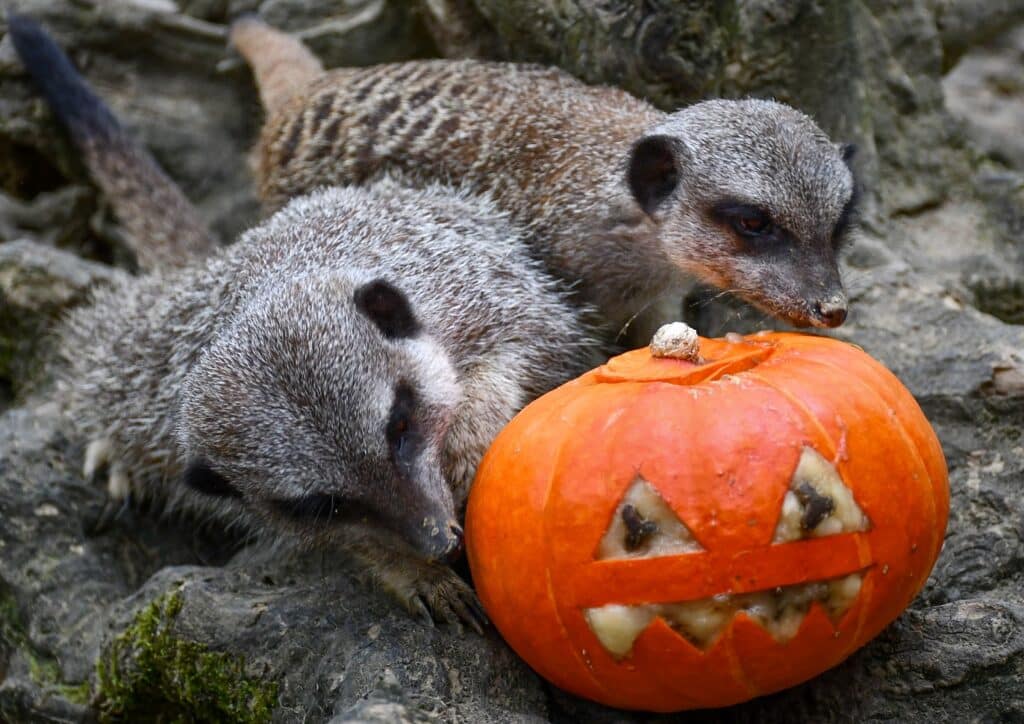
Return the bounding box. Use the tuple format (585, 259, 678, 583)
(348, 538, 488, 634)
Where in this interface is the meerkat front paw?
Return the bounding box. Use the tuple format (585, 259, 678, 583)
(372, 556, 489, 634)
(83, 437, 111, 482)
(83, 437, 135, 533)
(84, 437, 133, 499)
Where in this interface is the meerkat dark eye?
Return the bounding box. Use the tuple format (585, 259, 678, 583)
(183, 458, 241, 499)
(387, 383, 420, 463)
(714, 203, 779, 242)
(737, 215, 773, 235)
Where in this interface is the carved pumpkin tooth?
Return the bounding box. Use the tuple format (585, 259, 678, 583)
(583, 604, 656, 659)
(825, 573, 864, 618)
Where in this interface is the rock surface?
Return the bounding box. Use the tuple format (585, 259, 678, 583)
(944, 25, 1024, 169)
(0, 1, 1022, 722)
(0, 239, 120, 404)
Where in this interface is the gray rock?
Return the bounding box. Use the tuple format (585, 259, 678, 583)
(0, 0, 436, 254)
(0, 239, 120, 405)
(944, 25, 1024, 169)
(0, 1, 1022, 722)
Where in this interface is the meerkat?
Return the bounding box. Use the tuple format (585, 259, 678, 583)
(10, 14, 598, 629)
(231, 18, 859, 344)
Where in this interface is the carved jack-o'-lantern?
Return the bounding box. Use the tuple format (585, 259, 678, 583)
(466, 330, 948, 712)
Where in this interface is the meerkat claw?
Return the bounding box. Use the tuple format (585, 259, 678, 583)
(426, 568, 487, 634)
(106, 463, 133, 501)
(464, 591, 490, 631)
(83, 438, 112, 483)
(439, 585, 489, 635)
(88, 497, 122, 536)
(459, 601, 484, 637)
(409, 595, 434, 627)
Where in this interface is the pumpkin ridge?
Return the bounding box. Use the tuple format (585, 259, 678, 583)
(722, 623, 760, 700)
(543, 565, 608, 697)
(742, 370, 838, 460)
(845, 567, 875, 658)
(538, 385, 619, 699)
(761, 353, 942, 567)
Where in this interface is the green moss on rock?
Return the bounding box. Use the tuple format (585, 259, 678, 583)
(95, 590, 277, 723)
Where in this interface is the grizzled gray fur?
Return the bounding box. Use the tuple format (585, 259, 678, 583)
(60, 182, 597, 627)
(233, 19, 859, 344)
(12, 15, 598, 628)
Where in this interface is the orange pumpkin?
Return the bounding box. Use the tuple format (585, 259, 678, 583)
(466, 331, 948, 712)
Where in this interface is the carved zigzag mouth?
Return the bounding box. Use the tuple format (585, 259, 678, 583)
(583, 570, 866, 659)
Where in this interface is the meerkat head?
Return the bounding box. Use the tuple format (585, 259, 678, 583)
(177, 270, 465, 563)
(626, 99, 858, 328)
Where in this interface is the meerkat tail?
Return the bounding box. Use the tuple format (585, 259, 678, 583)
(229, 16, 324, 116)
(7, 13, 217, 271)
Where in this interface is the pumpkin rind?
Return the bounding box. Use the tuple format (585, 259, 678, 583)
(466, 332, 949, 712)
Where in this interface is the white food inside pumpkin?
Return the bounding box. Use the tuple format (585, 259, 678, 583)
(584, 605, 656, 658)
(827, 573, 863, 615)
(583, 571, 865, 657)
(772, 447, 871, 543)
(659, 597, 733, 646)
(596, 478, 703, 560)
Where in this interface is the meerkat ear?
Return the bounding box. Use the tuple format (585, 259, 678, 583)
(354, 279, 422, 339)
(183, 458, 241, 498)
(838, 142, 857, 164)
(627, 135, 681, 215)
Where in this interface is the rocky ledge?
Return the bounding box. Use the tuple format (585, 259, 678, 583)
(1, 1, 1023, 722)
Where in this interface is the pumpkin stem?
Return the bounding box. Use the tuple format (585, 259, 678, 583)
(650, 322, 701, 362)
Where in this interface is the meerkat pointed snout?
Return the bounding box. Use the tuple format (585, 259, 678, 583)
(630, 99, 858, 329)
(426, 521, 465, 565)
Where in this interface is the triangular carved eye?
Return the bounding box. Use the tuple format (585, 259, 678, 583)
(596, 478, 704, 560)
(772, 447, 870, 543)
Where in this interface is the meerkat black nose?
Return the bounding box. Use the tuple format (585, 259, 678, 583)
(440, 522, 465, 564)
(815, 297, 848, 327)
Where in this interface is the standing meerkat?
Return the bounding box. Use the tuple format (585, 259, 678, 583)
(230, 19, 860, 343)
(10, 15, 598, 629)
